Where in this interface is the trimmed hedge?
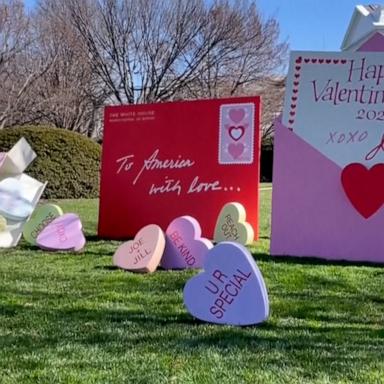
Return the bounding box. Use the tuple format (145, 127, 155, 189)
(0, 126, 101, 199)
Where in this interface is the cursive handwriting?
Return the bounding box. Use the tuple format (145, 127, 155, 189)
(187, 176, 222, 194)
(365, 134, 384, 161)
(116, 154, 135, 174)
(149, 178, 182, 196)
(133, 149, 194, 185)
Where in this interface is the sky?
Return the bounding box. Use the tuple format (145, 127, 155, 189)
(256, 0, 361, 51)
(24, 0, 361, 51)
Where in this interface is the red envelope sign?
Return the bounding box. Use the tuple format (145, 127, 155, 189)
(98, 97, 260, 239)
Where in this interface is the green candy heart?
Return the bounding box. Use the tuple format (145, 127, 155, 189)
(23, 204, 63, 245)
(0, 215, 7, 232)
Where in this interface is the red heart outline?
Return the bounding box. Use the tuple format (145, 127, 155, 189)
(341, 163, 384, 219)
(228, 125, 245, 142)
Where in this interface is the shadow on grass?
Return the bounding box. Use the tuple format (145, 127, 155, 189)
(94, 265, 119, 270)
(1, 260, 384, 382)
(1, 299, 383, 380)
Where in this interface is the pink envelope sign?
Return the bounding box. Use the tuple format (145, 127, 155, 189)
(270, 118, 384, 263)
(272, 49, 384, 263)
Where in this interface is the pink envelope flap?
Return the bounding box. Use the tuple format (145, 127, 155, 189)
(270, 118, 384, 263)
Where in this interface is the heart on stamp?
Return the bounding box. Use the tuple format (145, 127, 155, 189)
(228, 108, 245, 124)
(23, 204, 63, 245)
(161, 216, 213, 270)
(183, 242, 269, 326)
(228, 143, 244, 160)
(0, 177, 34, 221)
(228, 126, 245, 142)
(214, 202, 254, 245)
(341, 163, 384, 219)
(36, 213, 86, 251)
(113, 224, 165, 273)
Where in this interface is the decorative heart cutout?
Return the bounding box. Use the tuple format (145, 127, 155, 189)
(214, 202, 254, 245)
(341, 163, 384, 218)
(113, 224, 165, 273)
(23, 204, 63, 245)
(228, 108, 245, 123)
(161, 216, 213, 270)
(228, 143, 244, 159)
(36, 213, 86, 251)
(0, 178, 34, 221)
(229, 126, 245, 142)
(183, 242, 269, 326)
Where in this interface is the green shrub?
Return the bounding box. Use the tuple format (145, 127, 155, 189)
(0, 126, 101, 199)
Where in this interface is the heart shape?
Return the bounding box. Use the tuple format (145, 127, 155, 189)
(228, 108, 245, 123)
(228, 143, 244, 160)
(161, 216, 213, 270)
(23, 204, 63, 245)
(229, 126, 245, 142)
(36, 213, 86, 251)
(214, 202, 254, 245)
(341, 163, 384, 219)
(113, 224, 165, 273)
(0, 178, 34, 221)
(183, 242, 269, 326)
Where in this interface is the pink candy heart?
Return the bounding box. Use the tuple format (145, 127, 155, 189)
(113, 224, 165, 273)
(36, 213, 86, 251)
(161, 216, 213, 270)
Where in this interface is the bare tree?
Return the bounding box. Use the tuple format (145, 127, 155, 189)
(0, 0, 43, 128)
(63, 0, 287, 106)
(0, 0, 109, 135)
(0, 0, 287, 140)
(28, 0, 109, 136)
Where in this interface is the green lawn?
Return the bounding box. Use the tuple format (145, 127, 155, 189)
(1, 189, 383, 384)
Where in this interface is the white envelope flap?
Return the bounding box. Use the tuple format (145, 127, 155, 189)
(283, 50, 384, 168)
(1, 137, 36, 175)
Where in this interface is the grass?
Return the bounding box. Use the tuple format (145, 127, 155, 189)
(0, 189, 383, 383)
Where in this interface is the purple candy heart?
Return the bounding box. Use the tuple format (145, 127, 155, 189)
(161, 216, 213, 270)
(36, 213, 86, 251)
(183, 242, 269, 326)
